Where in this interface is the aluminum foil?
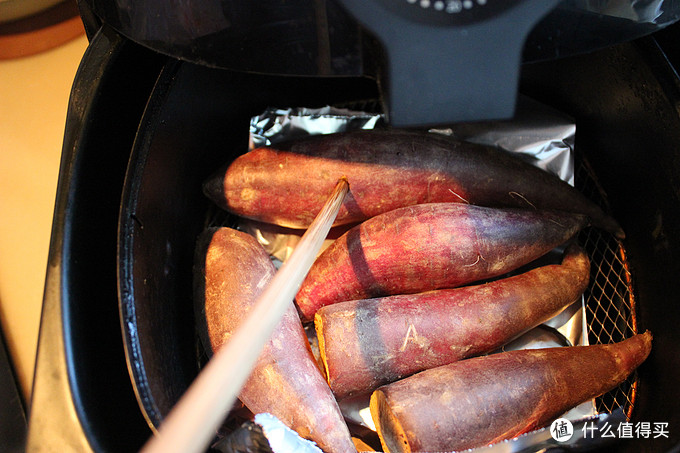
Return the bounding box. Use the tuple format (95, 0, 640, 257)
(212, 413, 324, 453)
(238, 100, 597, 453)
(429, 96, 576, 185)
(567, 0, 677, 26)
(467, 407, 627, 453)
(250, 106, 385, 149)
(253, 414, 323, 453)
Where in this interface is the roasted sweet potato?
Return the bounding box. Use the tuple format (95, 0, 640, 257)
(203, 129, 623, 237)
(370, 332, 653, 453)
(194, 227, 356, 453)
(295, 203, 588, 321)
(315, 243, 590, 399)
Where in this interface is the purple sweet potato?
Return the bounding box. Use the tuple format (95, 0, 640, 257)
(203, 129, 623, 237)
(194, 227, 356, 453)
(295, 203, 588, 321)
(370, 331, 652, 453)
(315, 243, 590, 399)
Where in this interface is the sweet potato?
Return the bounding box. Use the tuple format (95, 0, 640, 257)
(315, 243, 590, 399)
(370, 332, 653, 453)
(194, 227, 356, 453)
(203, 129, 623, 237)
(295, 203, 588, 321)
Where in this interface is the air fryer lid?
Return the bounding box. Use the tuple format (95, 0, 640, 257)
(80, 0, 680, 74)
(79, 0, 561, 126)
(81, 0, 680, 126)
(81, 0, 366, 76)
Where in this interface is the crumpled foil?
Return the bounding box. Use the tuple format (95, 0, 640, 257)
(467, 407, 627, 453)
(253, 414, 323, 453)
(212, 413, 323, 453)
(429, 96, 576, 185)
(250, 106, 385, 149)
(235, 100, 598, 453)
(568, 0, 676, 26)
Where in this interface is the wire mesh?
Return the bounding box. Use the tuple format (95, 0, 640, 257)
(575, 153, 638, 419)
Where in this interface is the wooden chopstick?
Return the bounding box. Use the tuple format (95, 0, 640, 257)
(141, 177, 349, 453)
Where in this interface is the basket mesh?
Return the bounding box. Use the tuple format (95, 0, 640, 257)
(575, 154, 638, 419)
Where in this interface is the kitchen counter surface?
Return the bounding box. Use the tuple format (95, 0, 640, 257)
(0, 31, 88, 403)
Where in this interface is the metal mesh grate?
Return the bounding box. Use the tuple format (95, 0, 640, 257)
(575, 154, 638, 419)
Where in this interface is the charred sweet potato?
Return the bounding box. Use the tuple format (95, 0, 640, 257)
(370, 332, 653, 453)
(315, 243, 590, 399)
(194, 227, 356, 453)
(203, 129, 623, 237)
(295, 203, 588, 321)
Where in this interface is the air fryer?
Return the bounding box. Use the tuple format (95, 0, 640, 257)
(26, 1, 680, 452)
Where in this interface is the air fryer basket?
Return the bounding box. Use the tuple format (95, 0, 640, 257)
(118, 31, 680, 452)
(521, 35, 680, 452)
(576, 157, 637, 418)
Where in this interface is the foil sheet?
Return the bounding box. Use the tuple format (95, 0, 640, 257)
(566, 0, 677, 26)
(236, 100, 599, 453)
(250, 106, 385, 149)
(467, 407, 627, 453)
(253, 414, 323, 453)
(213, 413, 323, 453)
(215, 408, 626, 453)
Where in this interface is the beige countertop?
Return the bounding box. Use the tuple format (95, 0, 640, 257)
(0, 32, 89, 402)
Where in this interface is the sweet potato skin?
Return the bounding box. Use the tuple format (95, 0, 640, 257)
(370, 332, 653, 453)
(194, 227, 356, 453)
(204, 129, 622, 236)
(315, 244, 590, 399)
(296, 203, 588, 321)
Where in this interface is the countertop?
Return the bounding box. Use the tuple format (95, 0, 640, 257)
(0, 30, 89, 403)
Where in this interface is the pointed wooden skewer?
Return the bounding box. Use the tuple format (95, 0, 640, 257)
(141, 177, 349, 453)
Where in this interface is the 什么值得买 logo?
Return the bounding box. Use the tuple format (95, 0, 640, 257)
(550, 418, 574, 442)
